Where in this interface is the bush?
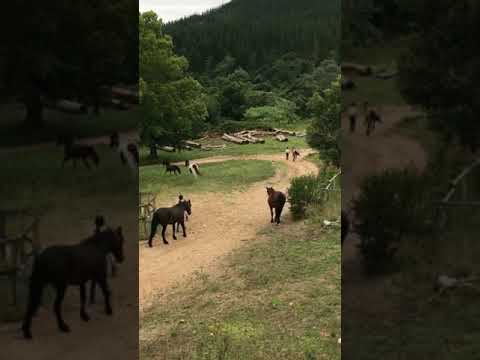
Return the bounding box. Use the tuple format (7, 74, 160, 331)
(353, 168, 432, 274)
(215, 119, 274, 133)
(288, 167, 339, 220)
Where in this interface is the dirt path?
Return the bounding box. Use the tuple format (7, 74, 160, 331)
(139, 150, 318, 313)
(342, 105, 428, 315)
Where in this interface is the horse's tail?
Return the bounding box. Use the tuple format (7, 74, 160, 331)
(91, 149, 100, 166)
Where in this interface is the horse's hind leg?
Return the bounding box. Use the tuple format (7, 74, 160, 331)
(148, 216, 159, 247)
(22, 278, 44, 339)
(82, 157, 91, 169)
(79, 283, 90, 322)
(269, 206, 274, 223)
(275, 205, 285, 225)
(161, 225, 169, 244)
(54, 284, 70, 333)
(97, 277, 113, 315)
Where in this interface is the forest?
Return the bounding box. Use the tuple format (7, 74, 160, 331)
(140, 0, 341, 164)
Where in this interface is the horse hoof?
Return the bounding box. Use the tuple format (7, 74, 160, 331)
(163, 241, 169, 245)
(183, 234, 187, 238)
(81, 313, 90, 322)
(59, 323, 71, 333)
(22, 326, 32, 340)
(173, 236, 177, 240)
(106, 307, 113, 316)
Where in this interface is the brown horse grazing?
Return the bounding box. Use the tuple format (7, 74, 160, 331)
(148, 200, 192, 247)
(266, 187, 286, 224)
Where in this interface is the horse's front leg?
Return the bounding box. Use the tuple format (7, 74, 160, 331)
(82, 157, 91, 169)
(89, 280, 96, 304)
(172, 223, 177, 240)
(54, 284, 70, 333)
(180, 221, 187, 238)
(269, 206, 274, 223)
(79, 283, 90, 321)
(97, 277, 112, 315)
(161, 225, 169, 245)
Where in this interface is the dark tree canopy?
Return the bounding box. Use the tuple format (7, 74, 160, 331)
(0, 0, 138, 127)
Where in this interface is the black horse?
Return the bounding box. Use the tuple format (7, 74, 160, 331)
(341, 211, 350, 246)
(58, 136, 99, 169)
(21, 227, 125, 339)
(148, 200, 192, 247)
(176, 194, 189, 233)
(163, 161, 181, 175)
(266, 187, 286, 224)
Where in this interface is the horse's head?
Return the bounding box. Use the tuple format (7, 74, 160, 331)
(182, 200, 192, 215)
(266, 187, 275, 196)
(108, 227, 125, 263)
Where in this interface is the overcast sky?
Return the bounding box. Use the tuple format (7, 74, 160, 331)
(140, 0, 231, 23)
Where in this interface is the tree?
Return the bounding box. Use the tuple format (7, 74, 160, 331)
(307, 76, 341, 167)
(398, 0, 480, 152)
(0, 0, 137, 127)
(140, 12, 207, 157)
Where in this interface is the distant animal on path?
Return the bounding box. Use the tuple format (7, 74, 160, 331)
(266, 187, 286, 224)
(341, 211, 350, 246)
(110, 132, 139, 168)
(148, 199, 192, 247)
(21, 227, 125, 339)
(57, 136, 99, 169)
(163, 161, 181, 175)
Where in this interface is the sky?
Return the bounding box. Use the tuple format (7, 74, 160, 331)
(140, 0, 231, 23)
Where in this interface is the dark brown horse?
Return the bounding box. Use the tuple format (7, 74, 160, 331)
(148, 200, 192, 247)
(58, 136, 100, 169)
(22, 227, 125, 339)
(266, 187, 286, 224)
(163, 161, 181, 175)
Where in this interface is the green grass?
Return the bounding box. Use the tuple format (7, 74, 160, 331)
(140, 160, 278, 199)
(140, 136, 309, 166)
(0, 102, 138, 147)
(140, 219, 341, 359)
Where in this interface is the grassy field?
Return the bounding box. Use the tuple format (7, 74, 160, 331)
(140, 218, 340, 360)
(0, 102, 139, 147)
(140, 137, 309, 166)
(140, 160, 280, 199)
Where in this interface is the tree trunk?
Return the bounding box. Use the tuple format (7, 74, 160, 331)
(149, 144, 158, 158)
(24, 92, 44, 128)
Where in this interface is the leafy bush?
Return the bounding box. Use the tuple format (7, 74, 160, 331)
(353, 168, 432, 274)
(288, 167, 339, 220)
(214, 119, 274, 133)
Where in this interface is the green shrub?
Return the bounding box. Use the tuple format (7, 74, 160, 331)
(353, 168, 432, 274)
(288, 167, 339, 220)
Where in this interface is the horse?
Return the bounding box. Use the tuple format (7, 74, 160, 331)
(148, 200, 192, 247)
(266, 187, 286, 224)
(341, 211, 350, 246)
(163, 161, 181, 175)
(57, 136, 100, 169)
(21, 227, 125, 339)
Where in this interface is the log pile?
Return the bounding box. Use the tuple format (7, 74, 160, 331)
(274, 128, 296, 136)
(222, 133, 248, 144)
(275, 134, 288, 142)
(44, 99, 88, 114)
(184, 140, 202, 149)
(341, 62, 373, 76)
(111, 86, 139, 104)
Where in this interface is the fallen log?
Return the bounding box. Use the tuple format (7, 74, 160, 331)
(111, 98, 131, 110)
(274, 128, 296, 136)
(276, 135, 288, 142)
(184, 140, 202, 148)
(202, 144, 227, 150)
(44, 99, 88, 114)
(111, 86, 139, 104)
(160, 146, 175, 153)
(341, 62, 373, 76)
(222, 133, 248, 145)
(244, 134, 265, 144)
(375, 71, 398, 80)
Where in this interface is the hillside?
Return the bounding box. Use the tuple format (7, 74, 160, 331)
(165, 0, 340, 72)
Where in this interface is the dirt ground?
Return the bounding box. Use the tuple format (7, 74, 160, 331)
(342, 105, 428, 315)
(139, 150, 319, 313)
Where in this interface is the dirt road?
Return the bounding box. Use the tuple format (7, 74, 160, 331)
(342, 105, 428, 315)
(139, 151, 318, 312)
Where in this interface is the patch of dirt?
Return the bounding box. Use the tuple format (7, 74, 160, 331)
(342, 105, 428, 316)
(139, 150, 318, 313)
